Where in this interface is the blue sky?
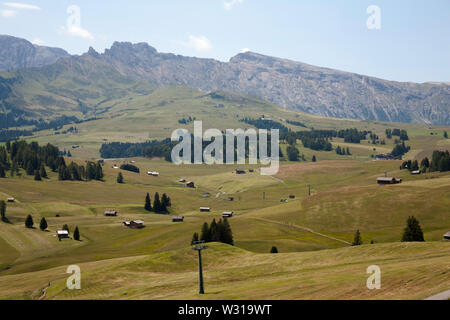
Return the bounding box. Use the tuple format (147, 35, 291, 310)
(0, 0, 449, 83)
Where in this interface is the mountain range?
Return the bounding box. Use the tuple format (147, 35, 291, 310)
(0, 35, 449, 126)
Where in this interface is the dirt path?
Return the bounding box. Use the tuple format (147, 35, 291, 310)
(38, 283, 51, 300)
(424, 289, 450, 300)
(252, 217, 352, 245)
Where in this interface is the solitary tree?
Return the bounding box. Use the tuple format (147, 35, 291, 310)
(352, 229, 362, 246)
(144, 193, 152, 211)
(0, 200, 6, 222)
(444, 131, 448, 139)
(312, 155, 317, 162)
(402, 216, 425, 242)
(117, 172, 124, 184)
(25, 214, 34, 228)
(39, 217, 48, 231)
(270, 246, 278, 253)
(74, 226, 80, 241)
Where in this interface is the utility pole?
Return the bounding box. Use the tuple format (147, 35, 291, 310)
(263, 191, 266, 200)
(192, 241, 208, 294)
(308, 184, 311, 197)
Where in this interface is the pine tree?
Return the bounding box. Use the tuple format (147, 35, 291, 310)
(210, 219, 218, 241)
(352, 229, 362, 246)
(312, 155, 317, 162)
(222, 218, 234, 245)
(40, 164, 47, 178)
(200, 222, 210, 242)
(34, 170, 42, 181)
(0, 200, 6, 222)
(270, 246, 278, 253)
(144, 193, 152, 211)
(74, 226, 80, 241)
(346, 147, 351, 155)
(191, 232, 199, 245)
(25, 214, 34, 228)
(62, 224, 70, 233)
(153, 192, 161, 213)
(0, 164, 5, 178)
(444, 131, 448, 139)
(39, 217, 48, 231)
(402, 216, 425, 242)
(117, 172, 124, 184)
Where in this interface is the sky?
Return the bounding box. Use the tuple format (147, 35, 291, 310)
(0, 0, 449, 83)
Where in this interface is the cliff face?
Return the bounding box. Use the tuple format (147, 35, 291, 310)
(1, 37, 449, 125)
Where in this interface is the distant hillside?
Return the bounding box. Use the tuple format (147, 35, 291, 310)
(0, 35, 69, 71)
(0, 36, 449, 125)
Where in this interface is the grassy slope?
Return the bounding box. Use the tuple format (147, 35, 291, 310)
(0, 242, 448, 300)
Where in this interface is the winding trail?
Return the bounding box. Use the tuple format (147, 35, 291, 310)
(252, 217, 352, 245)
(38, 283, 51, 300)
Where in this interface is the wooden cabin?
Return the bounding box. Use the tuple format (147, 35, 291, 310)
(444, 231, 450, 241)
(235, 169, 246, 174)
(377, 177, 402, 185)
(172, 216, 184, 223)
(179, 179, 186, 183)
(289, 195, 295, 199)
(222, 211, 233, 218)
(56, 230, 69, 240)
(104, 210, 118, 217)
(200, 207, 211, 212)
(411, 170, 421, 175)
(123, 220, 144, 229)
(7, 197, 15, 203)
(186, 181, 195, 188)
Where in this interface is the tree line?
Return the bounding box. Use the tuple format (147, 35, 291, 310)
(191, 218, 234, 246)
(402, 150, 450, 173)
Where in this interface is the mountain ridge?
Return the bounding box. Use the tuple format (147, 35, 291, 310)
(0, 35, 449, 125)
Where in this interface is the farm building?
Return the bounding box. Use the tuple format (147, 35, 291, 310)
(7, 197, 15, 202)
(222, 211, 233, 218)
(186, 181, 195, 188)
(411, 170, 421, 175)
(104, 210, 118, 217)
(172, 216, 184, 222)
(377, 177, 402, 185)
(147, 171, 159, 176)
(444, 231, 450, 240)
(375, 154, 396, 160)
(123, 220, 144, 229)
(56, 230, 69, 240)
(235, 169, 246, 174)
(202, 193, 211, 198)
(200, 207, 211, 212)
(248, 169, 254, 173)
(179, 179, 186, 183)
(289, 195, 295, 199)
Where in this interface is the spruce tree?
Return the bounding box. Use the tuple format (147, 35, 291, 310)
(346, 147, 351, 155)
(0, 164, 5, 178)
(222, 218, 234, 245)
(144, 193, 152, 211)
(25, 214, 34, 228)
(210, 219, 218, 241)
(191, 232, 199, 245)
(62, 224, 70, 233)
(34, 170, 42, 181)
(270, 246, 278, 253)
(40, 164, 47, 178)
(39, 217, 48, 231)
(444, 131, 448, 139)
(0, 200, 6, 222)
(153, 192, 161, 213)
(312, 155, 317, 162)
(200, 222, 210, 242)
(352, 229, 362, 246)
(74, 226, 80, 241)
(117, 172, 124, 184)
(402, 216, 425, 242)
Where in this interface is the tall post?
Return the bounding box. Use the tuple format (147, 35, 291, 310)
(198, 249, 204, 294)
(263, 191, 265, 200)
(308, 184, 311, 197)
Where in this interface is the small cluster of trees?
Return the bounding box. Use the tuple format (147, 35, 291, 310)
(239, 118, 290, 133)
(391, 141, 410, 159)
(178, 116, 196, 124)
(191, 218, 234, 246)
(58, 159, 103, 181)
(120, 164, 139, 173)
(335, 146, 351, 155)
(385, 128, 409, 141)
(144, 192, 171, 213)
(25, 215, 81, 240)
(402, 151, 450, 173)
